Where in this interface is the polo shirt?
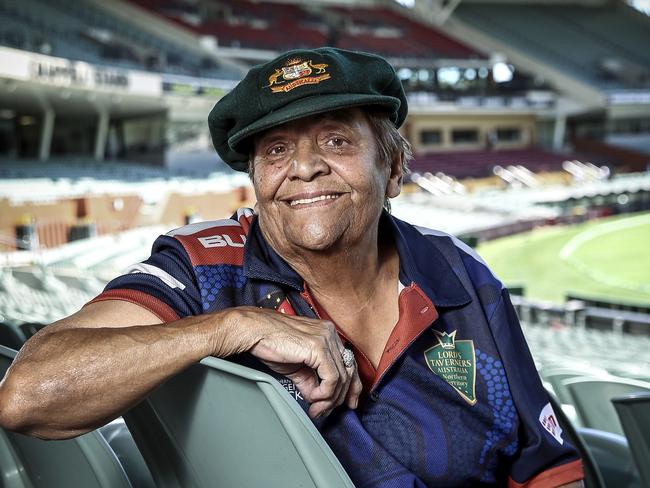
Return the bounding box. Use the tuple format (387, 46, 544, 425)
(91, 207, 583, 487)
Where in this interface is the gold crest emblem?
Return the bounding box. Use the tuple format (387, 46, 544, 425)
(267, 58, 330, 93)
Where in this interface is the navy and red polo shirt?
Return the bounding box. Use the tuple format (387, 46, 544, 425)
(90, 208, 583, 487)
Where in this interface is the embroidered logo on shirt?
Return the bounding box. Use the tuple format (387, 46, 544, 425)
(539, 402, 564, 445)
(267, 58, 330, 93)
(424, 330, 477, 405)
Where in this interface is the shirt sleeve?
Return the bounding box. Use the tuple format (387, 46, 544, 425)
(490, 290, 584, 487)
(87, 234, 203, 322)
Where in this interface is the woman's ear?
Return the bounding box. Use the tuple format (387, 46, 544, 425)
(385, 151, 404, 199)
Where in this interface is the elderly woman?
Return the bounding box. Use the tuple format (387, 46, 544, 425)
(0, 48, 583, 487)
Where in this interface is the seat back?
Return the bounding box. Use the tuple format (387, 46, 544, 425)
(124, 356, 355, 488)
(0, 323, 26, 350)
(562, 376, 650, 435)
(0, 346, 132, 488)
(578, 428, 641, 488)
(612, 393, 650, 488)
(541, 367, 609, 409)
(546, 393, 604, 488)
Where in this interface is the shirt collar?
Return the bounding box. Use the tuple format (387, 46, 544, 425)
(386, 212, 471, 308)
(243, 212, 472, 308)
(243, 217, 304, 291)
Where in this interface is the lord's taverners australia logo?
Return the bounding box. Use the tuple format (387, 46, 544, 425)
(267, 58, 330, 93)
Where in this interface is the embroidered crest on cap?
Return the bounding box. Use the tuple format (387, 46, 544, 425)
(267, 58, 330, 93)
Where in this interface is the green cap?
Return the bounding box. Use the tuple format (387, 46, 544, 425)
(208, 47, 408, 172)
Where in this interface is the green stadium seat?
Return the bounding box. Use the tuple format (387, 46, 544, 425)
(123, 356, 355, 488)
(562, 376, 650, 436)
(0, 324, 26, 350)
(546, 393, 605, 488)
(0, 346, 133, 488)
(612, 393, 650, 488)
(539, 367, 610, 425)
(577, 428, 641, 488)
(99, 420, 156, 488)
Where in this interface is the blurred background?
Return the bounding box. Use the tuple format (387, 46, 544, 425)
(0, 0, 649, 484)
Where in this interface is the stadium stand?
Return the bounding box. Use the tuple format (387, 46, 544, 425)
(0, 0, 239, 78)
(453, 2, 650, 90)
(409, 147, 574, 178)
(130, 0, 482, 61)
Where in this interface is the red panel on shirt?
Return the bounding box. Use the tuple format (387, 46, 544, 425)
(508, 459, 584, 488)
(373, 283, 438, 388)
(87, 289, 180, 323)
(300, 283, 439, 393)
(174, 226, 246, 266)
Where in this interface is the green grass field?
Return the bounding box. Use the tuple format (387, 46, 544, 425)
(476, 212, 650, 305)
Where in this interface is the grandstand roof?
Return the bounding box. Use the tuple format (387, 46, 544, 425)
(451, 1, 650, 95)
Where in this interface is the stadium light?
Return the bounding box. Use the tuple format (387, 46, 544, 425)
(492, 62, 514, 83)
(437, 67, 461, 86)
(397, 68, 412, 81)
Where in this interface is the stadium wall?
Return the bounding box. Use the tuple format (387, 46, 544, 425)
(405, 111, 536, 152)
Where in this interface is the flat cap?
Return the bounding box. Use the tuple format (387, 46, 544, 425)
(208, 47, 408, 171)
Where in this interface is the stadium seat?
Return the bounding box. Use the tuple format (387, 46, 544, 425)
(123, 356, 355, 488)
(0, 324, 26, 350)
(612, 393, 650, 488)
(540, 367, 609, 423)
(99, 420, 156, 488)
(546, 393, 605, 488)
(578, 428, 642, 488)
(562, 376, 650, 435)
(0, 346, 133, 488)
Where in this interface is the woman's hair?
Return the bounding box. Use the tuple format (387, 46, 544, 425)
(365, 108, 412, 211)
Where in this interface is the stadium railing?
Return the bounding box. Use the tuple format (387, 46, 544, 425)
(612, 393, 650, 488)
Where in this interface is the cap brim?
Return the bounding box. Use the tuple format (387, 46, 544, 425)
(228, 93, 401, 154)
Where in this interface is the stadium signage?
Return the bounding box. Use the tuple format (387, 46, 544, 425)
(0, 47, 161, 97)
(424, 330, 477, 405)
(31, 60, 129, 89)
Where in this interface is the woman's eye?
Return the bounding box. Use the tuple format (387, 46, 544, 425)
(327, 137, 347, 147)
(268, 145, 286, 156)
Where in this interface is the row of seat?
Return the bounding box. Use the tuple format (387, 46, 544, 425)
(521, 321, 650, 487)
(2, 341, 649, 488)
(0, 0, 238, 79)
(0, 345, 354, 487)
(134, 0, 480, 60)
